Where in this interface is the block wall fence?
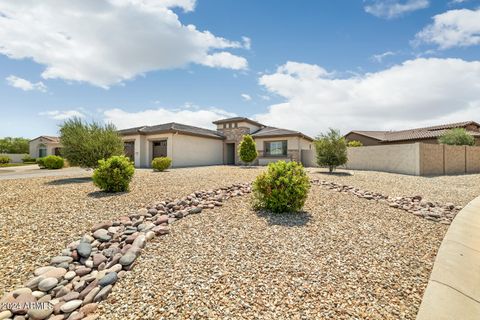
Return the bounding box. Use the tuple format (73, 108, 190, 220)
(301, 143, 480, 176)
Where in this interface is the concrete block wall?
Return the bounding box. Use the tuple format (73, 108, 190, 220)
(302, 143, 480, 176)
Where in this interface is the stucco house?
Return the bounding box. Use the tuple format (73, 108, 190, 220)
(29, 136, 62, 158)
(30, 117, 313, 168)
(345, 121, 480, 146)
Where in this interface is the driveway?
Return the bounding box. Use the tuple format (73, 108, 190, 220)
(0, 165, 91, 180)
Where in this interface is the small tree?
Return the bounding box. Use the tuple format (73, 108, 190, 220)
(438, 128, 475, 146)
(315, 129, 348, 173)
(60, 117, 124, 168)
(238, 135, 258, 165)
(347, 140, 363, 147)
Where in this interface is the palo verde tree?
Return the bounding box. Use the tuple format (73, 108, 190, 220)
(238, 134, 258, 165)
(60, 117, 124, 168)
(438, 128, 475, 146)
(314, 129, 348, 173)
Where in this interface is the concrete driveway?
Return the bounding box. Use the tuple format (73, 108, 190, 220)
(0, 165, 91, 180)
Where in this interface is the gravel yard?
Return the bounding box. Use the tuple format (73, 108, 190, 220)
(1, 166, 467, 319)
(0, 166, 263, 294)
(308, 168, 480, 206)
(99, 185, 446, 320)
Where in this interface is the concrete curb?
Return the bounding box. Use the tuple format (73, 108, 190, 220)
(417, 195, 480, 319)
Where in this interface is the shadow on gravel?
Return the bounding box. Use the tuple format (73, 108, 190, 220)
(314, 171, 352, 177)
(87, 191, 127, 198)
(46, 177, 92, 185)
(255, 210, 312, 227)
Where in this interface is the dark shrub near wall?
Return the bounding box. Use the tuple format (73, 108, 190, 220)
(0, 156, 10, 165)
(252, 161, 310, 213)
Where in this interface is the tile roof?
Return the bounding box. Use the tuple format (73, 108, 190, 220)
(349, 121, 480, 142)
(212, 117, 264, 127)
(30, 136, 60, 143)
(118, 122, 225, 139)
(251, 126, 314, 141)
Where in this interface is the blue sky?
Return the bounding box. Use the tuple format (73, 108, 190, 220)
(1, 0, 480, 138)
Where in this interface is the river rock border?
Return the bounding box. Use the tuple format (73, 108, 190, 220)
(0, 183, 251, 320)
(311, 179, 462, 225)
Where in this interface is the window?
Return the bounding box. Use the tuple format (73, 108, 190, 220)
(234, 122, 238, 128)
(265, 141, 287, 157)
(223, 124, 227, 129)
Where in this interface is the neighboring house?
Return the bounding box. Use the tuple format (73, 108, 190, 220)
(345, 121, 480, 146)
(29, 136, 62, 158)
(30, 117, 313, 168)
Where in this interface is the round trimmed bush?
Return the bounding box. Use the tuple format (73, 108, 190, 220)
(93, 155, 135, 192)
(36, 157, 45, 168)
(252, 161, 310, 213)
(152, 157, 172, 172)
(0, 156, 10, 165)
(43, 155, 64, 169)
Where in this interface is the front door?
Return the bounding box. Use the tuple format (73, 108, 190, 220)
(153, 140, 167, 159)
(226, 143, 235, 165)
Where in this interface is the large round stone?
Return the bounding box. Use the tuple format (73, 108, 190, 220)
(77, 242, 92, 258)
(119, 251, 137, 266)
(92, 229, 111, 242)
(60, 299, 82, 313)
(27, 305, 53, 320)
(38, 278, 58, 292)
(98, 272, 118, 287)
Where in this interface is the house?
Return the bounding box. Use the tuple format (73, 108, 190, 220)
(30, 117, 314, 168)
(345, 121, 480, 146)
(29, 136, 62, 158)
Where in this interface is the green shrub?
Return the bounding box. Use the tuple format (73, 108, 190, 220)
(22, 154, 36, 163)
(93, 156, 135, 192)
(438, 128, 475, 146)
(0, 156, 10, 164)
(152, 157, 172, 172)
(43, 155, 64, 169)
(238, 135, 258, 165)
(252, 161, 310, 213)
(36, 157, 45, 168)
(315, 129, 348, 172)
(347, 140, 363, 147)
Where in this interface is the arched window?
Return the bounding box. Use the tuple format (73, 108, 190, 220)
(38, 144, 47, 158)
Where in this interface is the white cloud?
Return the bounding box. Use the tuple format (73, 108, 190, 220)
(241, 93, 252, 101)
(39, 110, 85, 120)
(0, 1, 248, 88)
(242, 36, 252, 50)
(371, 51, 396, 63)
(415, 8, 480, 49)
(6, 75, 47, 92)
(364, 0, 429, 19)
(255, 58, 480, 137)
(103, 105, 236, 130)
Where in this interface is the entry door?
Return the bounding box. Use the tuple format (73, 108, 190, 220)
(153, 140, 167, 159)
(124, 141, 135, 162)
(226, 143, 235, 165)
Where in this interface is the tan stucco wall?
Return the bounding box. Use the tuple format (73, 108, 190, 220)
(417, 195, 480, 320)
(444, 145, 466, 175)
(29, 138, 62, 158)
(171, 134, 223, 167)
(345, 143, 421, 175)
(420, 143, 444, 176)
(466, 146, 480, 174)
(123, 133, 223, 168)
